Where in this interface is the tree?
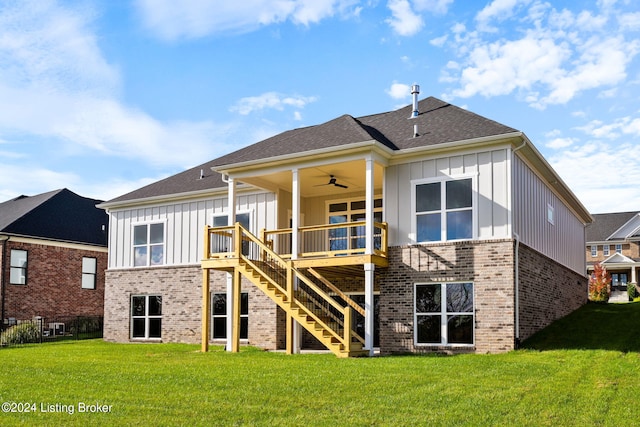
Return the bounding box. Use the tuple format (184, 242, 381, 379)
(588, 263, 611, 302)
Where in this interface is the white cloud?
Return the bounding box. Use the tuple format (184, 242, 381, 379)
(229, 92, 317, 115)
(0, 0, 228, 170)
(386, 0, 424, 36)
(545, 137, 576, 149)
(550, 140, 640, 213)
(475, 0, 523, 32)
(444, 2, 640, 109)
(386, 82, 411, 99)
(134, 0, 360, 40)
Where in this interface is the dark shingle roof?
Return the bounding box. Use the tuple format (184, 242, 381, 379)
(585, 212, 639, 242)
(105, 96, 518, 204)
(0, 188, 108, 246)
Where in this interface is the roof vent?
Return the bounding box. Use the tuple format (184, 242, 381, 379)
(410, 84, 420, 118)
(199, 169, 204, 180)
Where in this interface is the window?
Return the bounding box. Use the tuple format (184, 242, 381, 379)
(590, 246, 597, 257)
(82, 257, 97, 289)
(603, 245, 610, 256)
(547, 204, 555, 225)
(131, 295, 162, 339)
(616, 244, 622, 254)
(414, 178, 473, 242)
(211, 293, 248, 340)
(133, 223, 165, 267)
(10, 249, 27, 285)
(212, 212, 251, 255)
(415, 282, 474, 346)
(327, 198, 383, 251)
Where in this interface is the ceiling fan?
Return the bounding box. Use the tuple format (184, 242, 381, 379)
(316, 175, 348, 189)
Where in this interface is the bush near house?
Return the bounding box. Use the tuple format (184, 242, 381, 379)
(0, 323, 41, 346)
(588, 262, 611, 302)
(627, 282, 638, 301)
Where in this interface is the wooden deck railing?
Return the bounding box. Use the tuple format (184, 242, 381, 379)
(203, 222, 365, 355)
(260, 221, 388, 259)
(204, 221, 387, 261)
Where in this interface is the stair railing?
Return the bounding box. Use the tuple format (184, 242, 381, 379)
(207, 222, 358, 353)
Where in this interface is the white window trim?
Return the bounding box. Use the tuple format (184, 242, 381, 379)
(212, 209, 253, 230)
(211, 292, 249, 341)
(131, 220, 167, 267)
(410, 174, 478, 244)
(547, 204, 555, 225)
(9, 249, 28, 285)
(414, 282, 475, 347)
(603, 245, 610, 256)
(590, 245, 597, 257)
(616, 244, 622, 253)
(81, 257, 97, 289)
(130, 294, 162, 341)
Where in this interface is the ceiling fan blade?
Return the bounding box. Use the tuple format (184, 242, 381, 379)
(334, 183, 348, 189)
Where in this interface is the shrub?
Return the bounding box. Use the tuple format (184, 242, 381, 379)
(588, 263, 611, 302)
(1, 322, 41, 345)
(628, 283, 639, 302)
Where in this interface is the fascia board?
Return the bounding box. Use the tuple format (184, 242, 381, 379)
(211, 140, 393, 176)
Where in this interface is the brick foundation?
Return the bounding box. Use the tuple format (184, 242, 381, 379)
(104, 265, 282, 348)
(379, 240, 516, 354)
(518, 242, 587, 341)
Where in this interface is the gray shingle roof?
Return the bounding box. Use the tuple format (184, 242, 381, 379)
(105, 96, 518, 204)
(585, 212, 639, 242)
(0, 188, 108, 246)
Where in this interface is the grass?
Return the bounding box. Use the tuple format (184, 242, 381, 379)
(1, 303, 639, 426)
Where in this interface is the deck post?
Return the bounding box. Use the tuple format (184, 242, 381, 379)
(364, 262, 375, 356)
(201, 268, 210, 353)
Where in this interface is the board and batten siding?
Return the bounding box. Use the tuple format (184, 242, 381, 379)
(385, 148, 511, 246)
(107, 191, 277, 269)
(512, 154, 585, 274)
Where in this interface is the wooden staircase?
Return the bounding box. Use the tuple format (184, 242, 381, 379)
(204, 223, 368, 358)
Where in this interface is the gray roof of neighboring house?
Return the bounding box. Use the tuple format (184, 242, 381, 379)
(585, 212, 639, 242)
(0, 188, 108, 246)
(104, 96, 518, 205)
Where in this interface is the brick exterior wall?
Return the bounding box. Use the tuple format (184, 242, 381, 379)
(0, 240, 106, 323)
(379, 240, 516, 355)
(104, 265, 282, 349)
(518, 242, 587, 341)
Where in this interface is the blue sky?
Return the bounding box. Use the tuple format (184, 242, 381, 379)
(0, 0, 639, 213)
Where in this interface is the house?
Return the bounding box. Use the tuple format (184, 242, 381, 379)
(586, 211, 640, 293)
(0, 188, 108, 329)
(99, 88, 592, 356)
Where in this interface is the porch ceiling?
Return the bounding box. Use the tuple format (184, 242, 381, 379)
(237, 160, 385, 197)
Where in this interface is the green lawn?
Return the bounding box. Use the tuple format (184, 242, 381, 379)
(1, 303, 639, 426)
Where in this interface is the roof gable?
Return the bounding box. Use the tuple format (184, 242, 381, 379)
(103, 96, 520, 205)
(602, 252, 635, 264)
(0, 188, 108, 246)
(586, 212, 639, 242)
(608, 213, 640, 240)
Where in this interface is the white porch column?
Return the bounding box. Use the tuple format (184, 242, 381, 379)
(632, 264, 637, 284)
(226, 177, 237, 352)
(364, 263, 375, 355)
(291, 169, 302, 353)
(365, 158, 374, 255)
(365, 158, 375, 354)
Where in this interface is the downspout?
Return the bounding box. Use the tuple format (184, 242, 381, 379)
(511, 138, 526, 349)
(0, 235, 9, 331)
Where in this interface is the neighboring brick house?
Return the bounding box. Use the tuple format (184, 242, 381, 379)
(586, 211, 640, 292)
(99, 88, 592, 355)
(0, 189, 108, 328)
